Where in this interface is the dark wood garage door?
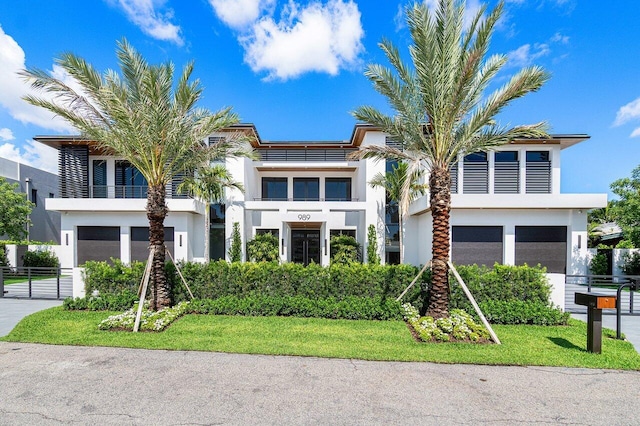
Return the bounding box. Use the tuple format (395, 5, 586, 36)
(130, 227, 175, 262)
(77, 226, 120, 265)
(515, 226, 567, 273)
(452, 226, 503, 267)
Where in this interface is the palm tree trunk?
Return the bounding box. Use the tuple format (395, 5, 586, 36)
(426, 166, 451, 319)
(147, 184, 170, 310)
(204, 206, 210, 263)
(399, 207, 404, 264)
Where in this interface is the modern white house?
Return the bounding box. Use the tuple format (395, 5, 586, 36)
(34, 124, 606, 307)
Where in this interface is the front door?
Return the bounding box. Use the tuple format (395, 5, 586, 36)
(291, 229, 321, 266)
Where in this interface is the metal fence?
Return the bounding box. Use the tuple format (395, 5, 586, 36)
(565, 274, 640, 315)
(0, 267, 73, 300)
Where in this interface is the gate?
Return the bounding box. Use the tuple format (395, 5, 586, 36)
(0, 267, 73, 300)
(565, 274, 640, 315)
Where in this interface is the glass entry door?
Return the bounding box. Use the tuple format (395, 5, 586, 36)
(291, 229, 321, 266)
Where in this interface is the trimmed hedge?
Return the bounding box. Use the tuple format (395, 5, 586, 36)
(187, 295, 403, 320)
(479, 300, 570, 326)
(63, 289, 138, 311)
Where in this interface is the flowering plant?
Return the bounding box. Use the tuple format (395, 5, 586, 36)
(99, 301, 190, 332)
(401, 303, 489, 342)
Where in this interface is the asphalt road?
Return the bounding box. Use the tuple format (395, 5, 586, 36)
(0, 342, 638, 425)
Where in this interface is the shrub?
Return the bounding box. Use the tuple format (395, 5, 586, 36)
(478, 300, 570, 325)
(621, 251, 640, 275)
(367, 224, 380, 265)
(589, 252, 609, 276)
(0, 243, 8, 267)
(187, 295, 403, 320)
(402, 303, 490, 342)
(229, 222, 242, 262)
(63, 290, 139, 311)
(22, 249, 59, 268)
(449, 264, 551, 313)
(83, 259, 145, 295)
(246, 232, 279, 262)
(98, 301, 190, 331)
(330, 234, 361, 264)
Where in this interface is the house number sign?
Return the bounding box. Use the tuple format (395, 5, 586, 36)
(298, 214, 311, 221)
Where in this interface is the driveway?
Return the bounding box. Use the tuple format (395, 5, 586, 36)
(0, 298, 62, 337)
(0, 342, 639, 425)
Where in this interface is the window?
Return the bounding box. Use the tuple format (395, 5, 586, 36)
(293, 178, 319, 201)
(494, 151, 519, 194)
(209, 203, 226, 261)
(262, 177, 288, 201)
(210, 203, 226, 224)
(92, 160, 107, 198)
(526, 151, 551, 194)
(330, 229, 356, 238)
(452, 226, 503, 266)
(325, 178, 351, 201)
(115, 161, 147, 198)
(256, 228, 279, 239)
(463, 152, 488, 194)
(31, 189, 37, 206)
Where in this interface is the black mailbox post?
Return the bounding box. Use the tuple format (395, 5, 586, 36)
(574, 292, 616, 354)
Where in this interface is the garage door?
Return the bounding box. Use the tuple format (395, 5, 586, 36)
(130, 227, 175, 262)
(515, 226, 567, 273)
(77, 226, 120, 265)
(452, 226, 503, 267)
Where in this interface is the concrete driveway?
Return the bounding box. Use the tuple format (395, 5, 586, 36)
(0, 342, 639, 425)
(0, 298, 62, 337)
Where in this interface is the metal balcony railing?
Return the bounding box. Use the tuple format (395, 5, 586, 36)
(86, 185, 190, 199)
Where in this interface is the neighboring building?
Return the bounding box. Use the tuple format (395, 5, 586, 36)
(0, 157, 60, 243)
(34, 124, 607, 307)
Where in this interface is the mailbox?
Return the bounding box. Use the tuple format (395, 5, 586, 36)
(574, 292, 616, 310)
(574, 292, 617, 354)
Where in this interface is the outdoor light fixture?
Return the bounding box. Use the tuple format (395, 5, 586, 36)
(179, 235, 182, 247)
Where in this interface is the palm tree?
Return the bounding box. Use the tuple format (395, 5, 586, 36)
(369, 161, 427, 263)
(350, 0, 549, 318)
(21, 39, 251, 310)
(178, 164, 244, 262)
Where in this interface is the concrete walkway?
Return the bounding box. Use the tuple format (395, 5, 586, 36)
(1, 342, 639, 425)
(0, 298, 62, 337)
(571, 313, 640, 352)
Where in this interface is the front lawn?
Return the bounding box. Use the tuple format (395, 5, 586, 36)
(2, 307, 639, 370)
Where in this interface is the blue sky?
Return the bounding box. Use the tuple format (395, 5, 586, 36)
(0, 0, 639, 198)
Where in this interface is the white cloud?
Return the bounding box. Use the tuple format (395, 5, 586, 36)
(550, 32, 569, 44)
(0, 25, 75, 133)
(507, 43, 550, 67)
(614, 97, 640, 137)
(0, 128, 15, 141)
(0, 140, 58, 174)
(209, 0, 275, 30)
(111, 0, 183, 45)
(241, 0, 364, 81)
(394, 4, 405, 32)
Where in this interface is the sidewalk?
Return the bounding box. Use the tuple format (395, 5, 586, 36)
(571, 313, 640, 352)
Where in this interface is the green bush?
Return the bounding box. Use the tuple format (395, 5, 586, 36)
(63, 289, 139, 311)
(330, 234, 361, 264)
(589, 253, 609, 275)
(621, 251, 640, 275)
(177, 261, 427, 307)
(188, 295, 403, 320)
(22, 249, 59, 268)
(0, 243, 8, 267)
(479, 300, 570, 325)
(228, 222, 242, 262)
(367, 224, 380, 265)
(449, 264, 551, 313)
(246, 232, 279, 262)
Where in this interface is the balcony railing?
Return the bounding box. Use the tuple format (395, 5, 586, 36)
(85, 185, 190, 199)
(252, 197, 359, 201)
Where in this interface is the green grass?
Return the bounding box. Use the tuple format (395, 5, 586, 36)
(2, 307, 639, 370)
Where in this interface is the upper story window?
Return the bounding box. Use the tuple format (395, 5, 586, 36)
(262, 177, 288, 201)
(92, 160, 107, 198)
(115, 161, 147, 198)
(463, 152, 488, 194)
(293, 178, 319, 201)
(494, 151, 519, 194)
(525, 151, 551, 194)
(325, 178, 352, 201)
